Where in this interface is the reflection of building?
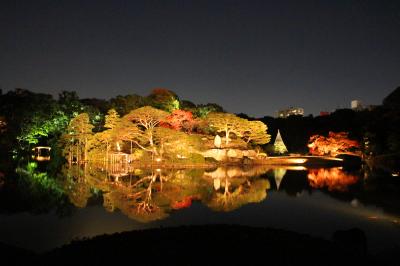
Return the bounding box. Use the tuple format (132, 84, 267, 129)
(276, 107, 304, 118)
(273, 130, 288, 154)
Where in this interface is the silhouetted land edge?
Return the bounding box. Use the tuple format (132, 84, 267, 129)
(1, 225, 398, 266)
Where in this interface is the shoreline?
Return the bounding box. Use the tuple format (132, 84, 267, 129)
(2, 224, 396, 265)
(80, 155, 358, 169)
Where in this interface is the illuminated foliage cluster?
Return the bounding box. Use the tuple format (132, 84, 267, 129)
(57, 103, 273, 164)
(17, 111, 69, 145)
(0, 116, 6, 134)
(148, 88, 180, 112)
(61, 113, 94, 162)
(308, 132, 360, 156)
(207, 112, 271, 146)
(161, 109, 197, 133)
(0, 88, 273, 164)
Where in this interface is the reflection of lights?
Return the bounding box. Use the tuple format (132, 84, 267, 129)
(308, 168, 358, 192)
(155, 157, 162, 162)
(368, 216, 379, 220)
(116, 142, 121, 151)
(392, 173, 399, 177)
(213, 178, 221, 190)
(284, 166, 307, 171)
(156, 168, 161, 172)
(350, 199, 359, 207)
(176, 154, 187, 159)
(35, 156, 51, 161)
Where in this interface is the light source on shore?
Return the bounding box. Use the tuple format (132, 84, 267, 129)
(155, 157, 162, 162)
(116, 142, 121, 151)
(290, 158, 307, 164)
(32, 146, 51, 161)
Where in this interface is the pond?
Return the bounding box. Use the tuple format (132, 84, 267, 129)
(1, 162, 399, 253)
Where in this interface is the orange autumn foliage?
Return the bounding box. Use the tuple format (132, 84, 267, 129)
(308, 132, 360, 156)
(160, 109, 196, 133)
(307, 168, 359, 192)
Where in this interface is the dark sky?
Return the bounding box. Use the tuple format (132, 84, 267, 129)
(1, 0, 399, 117)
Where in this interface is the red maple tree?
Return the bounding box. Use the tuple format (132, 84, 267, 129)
(160, 109, 196, 133)
(308, 131, 360, 156)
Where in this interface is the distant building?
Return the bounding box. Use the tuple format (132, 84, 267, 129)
(319, 111, 330, 116)
(364, 105, 378, 111)
(350, 100, 376, 112)
(351, 100, 363, 111)
(276, 107, 304, 118)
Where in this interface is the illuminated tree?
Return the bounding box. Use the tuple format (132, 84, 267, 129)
(123, 106, 168, 156)
(104, 109, 120, 130)
(147, 88, 180, 112)
(206, 112, 247, 145)
(116, 118, 142, 154)
(154, 127, 203, 159)
(241, 120, 271, 145)
(194, 103, 224, 118)
(308, 132, 360, 156)
(63, 113, 94, 162)
(17, 110, 69, 145)
(161, 109, 196, 133)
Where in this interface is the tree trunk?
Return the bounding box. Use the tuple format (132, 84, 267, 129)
(130, 140, 132, 154)
(225, 129, 230, 145)
(106, 141, 109, 162)
(84, 137, 87, 162)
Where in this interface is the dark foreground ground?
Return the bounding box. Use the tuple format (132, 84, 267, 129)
(1, 225, 399, 265)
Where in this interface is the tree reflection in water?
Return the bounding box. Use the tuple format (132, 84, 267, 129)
(61, 164, 273, 222)
(307, 168, 359, 192)
(60, 164, 361, 222)
(204, 167, 270, 211)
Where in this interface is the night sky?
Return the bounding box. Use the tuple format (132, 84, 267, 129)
(1, 0, 399, 117)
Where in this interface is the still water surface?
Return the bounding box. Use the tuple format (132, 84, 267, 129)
(1, 164, 399, 253)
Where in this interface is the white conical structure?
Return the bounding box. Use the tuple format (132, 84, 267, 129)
(274, 129, 288, 154)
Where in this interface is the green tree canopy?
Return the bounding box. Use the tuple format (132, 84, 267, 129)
(147, 88, 180, 112)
